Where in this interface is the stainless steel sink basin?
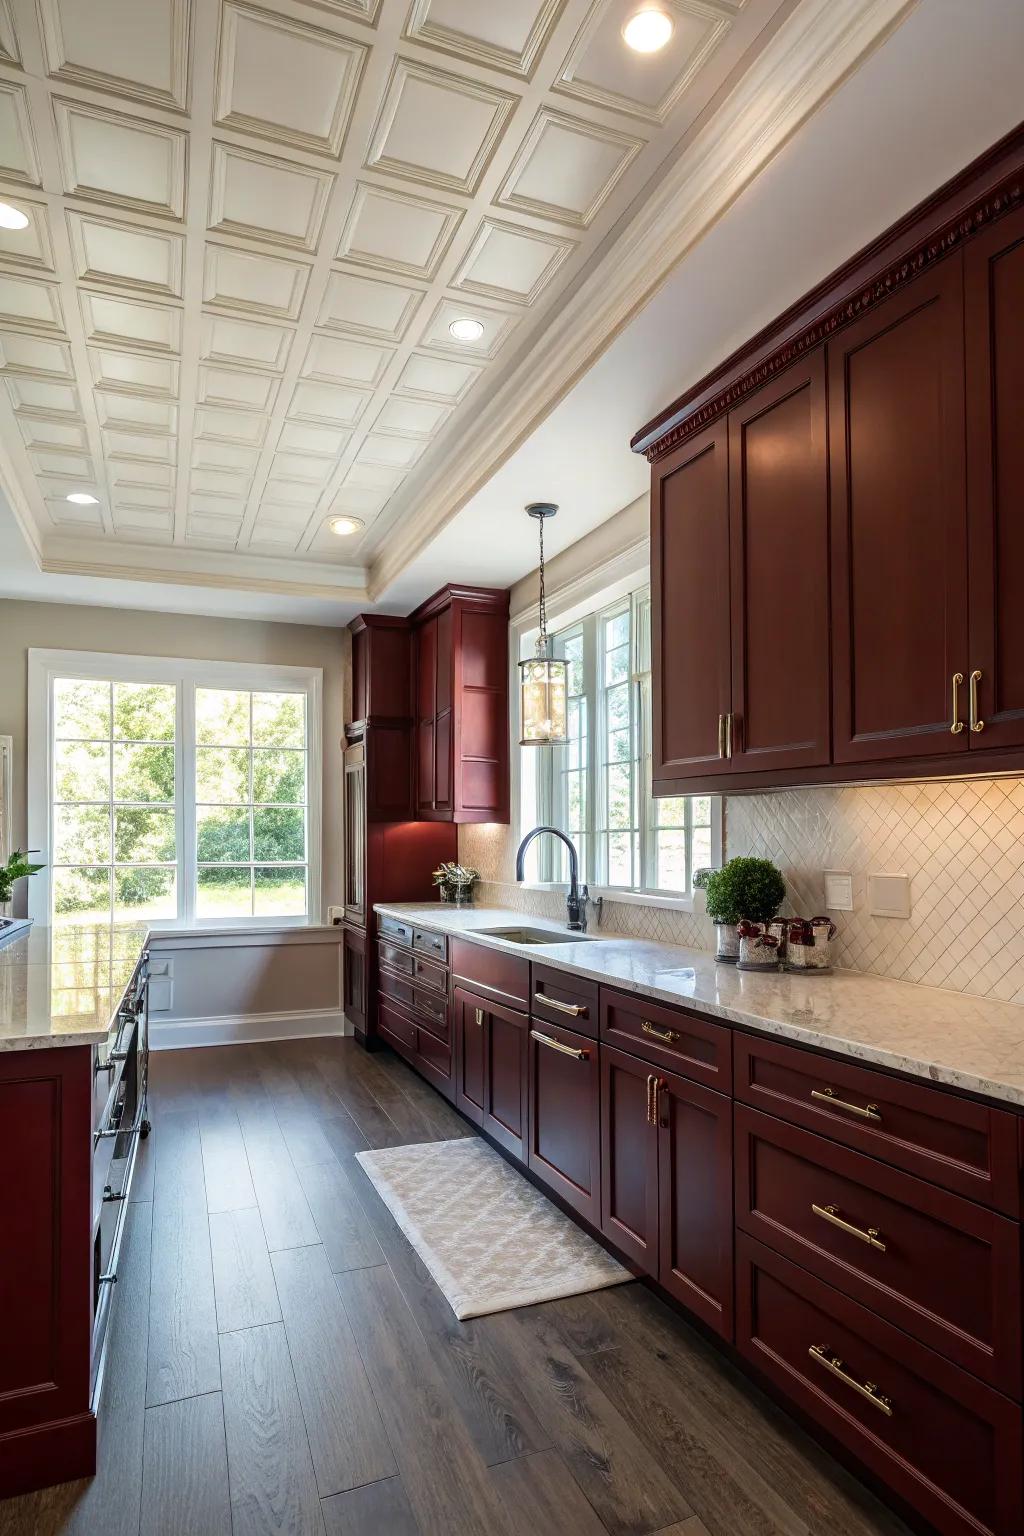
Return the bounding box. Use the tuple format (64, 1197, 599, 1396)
(474, 926, 599, 946)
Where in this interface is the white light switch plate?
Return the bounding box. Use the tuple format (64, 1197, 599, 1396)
(327, 905, 344, 925)
(824, 870, 854, 911)
(867, 872, 911, 919)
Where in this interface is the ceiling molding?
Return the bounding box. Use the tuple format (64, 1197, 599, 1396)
(366, 0, 918, 600)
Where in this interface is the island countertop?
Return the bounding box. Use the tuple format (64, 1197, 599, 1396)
(0, 922, 149, 1051)
(374, 902, 1024, 1111)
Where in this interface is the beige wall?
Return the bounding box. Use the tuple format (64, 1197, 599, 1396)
(0, 595, 347, 920)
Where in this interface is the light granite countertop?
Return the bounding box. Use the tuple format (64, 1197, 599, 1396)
(375, 902, 1024, 1111)
(0, 922, 148, 1051)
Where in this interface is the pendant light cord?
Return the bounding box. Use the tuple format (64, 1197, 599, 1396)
(537, 512, 548, 650)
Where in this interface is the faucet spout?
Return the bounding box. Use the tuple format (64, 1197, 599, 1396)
(515, 826, 586, 931)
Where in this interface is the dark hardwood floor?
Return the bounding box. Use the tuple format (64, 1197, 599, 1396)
(0, 1037, 914, 1536)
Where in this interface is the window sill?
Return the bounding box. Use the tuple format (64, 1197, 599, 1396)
(148, 920, 341, 948)
(515, 880, 699, 914)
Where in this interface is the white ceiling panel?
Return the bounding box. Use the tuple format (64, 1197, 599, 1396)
(317, 268, 424, 341)
(79, 292, 182, 354)
(366, 58, 517, 196)
(37, 0, 191, 112)
(497, 107, 642, 227)
(416, 296, 519, 359)
(278, 420, 352, 457)
(301, 332, 395, 387)
(0, 331, 73, 378)
(197, 365, 279, 411)
(557, 0, 733, 123)
(0, 274, 64, 333)
(200, 313, 294, 373)
(17, 414, 88, 451)
(451, 217, 575, 304)
(394, 351, 480, 403)
(0, 199, 54, 272)
(0, 84, 41, 186)
(53, 98, 187, 219)
(208, 141, 334, 253)
(337, 183, 462, 279)
(6, 376, 80, 414)
(66, 212, 184, 298)
(288, 379, 371, 426)
(87, 347, 179, 397)
(403, 0, 564, 78)
(94, 392, 179, 434)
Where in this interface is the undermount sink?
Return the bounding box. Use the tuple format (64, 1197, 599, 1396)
(475, 926, 601, 946)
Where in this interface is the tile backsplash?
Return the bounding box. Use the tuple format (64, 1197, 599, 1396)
(460, 777, 1024, 1004)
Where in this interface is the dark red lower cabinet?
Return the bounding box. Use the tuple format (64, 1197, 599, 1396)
(527, 1020, 600, 1225)
(656, 1068, 733, 1338)
(736, 1233, 1023, 1536)
(454, 987, 485, 1126)
(453, 985, 527, 1162)
(600, 1044, 660, 1275)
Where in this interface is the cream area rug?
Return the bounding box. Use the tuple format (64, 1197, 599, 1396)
(355, 1138, 630, 1320)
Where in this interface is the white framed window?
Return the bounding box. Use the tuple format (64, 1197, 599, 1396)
(519, 584, 721, 907)
(27, 650, 322, 929)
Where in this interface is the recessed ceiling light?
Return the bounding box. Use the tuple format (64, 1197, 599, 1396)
(622, 7, 674, 52)
(66, 492, 99, 505)
(0, 201, 29, 231)
(327, 515, 364, 537)
(448, 317, 485, 343)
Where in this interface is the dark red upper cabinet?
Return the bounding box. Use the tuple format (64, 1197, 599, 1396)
(829, 258, 969, 765)
(651, 420, 731, 787)
(965, 202, 1024, 750)
(412, 586, 510, 824)
(728, 354, 830, 775)
(349, 615, 414, 822)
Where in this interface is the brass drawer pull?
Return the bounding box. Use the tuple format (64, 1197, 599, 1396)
(646, 1073, 655, 1125)
(950, 671, 964, 734)
(534, 992, 586, 1017)
(812, 1203, 887, 1252)
(717, 713, 726, 759)
(808, 1345, 893, 1417)
(969, 669, 984, 733)
(530, 1029, 589, 1061)
(811, 1087, 881, 1122)
(641, 1020, 679, 1045)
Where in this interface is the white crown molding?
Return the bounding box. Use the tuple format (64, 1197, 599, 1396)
(366, 0, 918, 602)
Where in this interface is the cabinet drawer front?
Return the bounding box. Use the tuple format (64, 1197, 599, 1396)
(412, 953, 447, 994)
(413, 927, 447, 962)
(414, 986, 449, 1039)
(736, 1234, 1023, 1536)
(601, 987, 730, 1089)
(736, 1105, 1021, 1395)
(415, 1026, 453, 1101)
(378, 939, 414, 975)
(451, 936, 529, 1010)
(528, 1021, 600, 1224)
(378, 914, 414, 948)
(532, 963, 598, 1039)
(734, 1032, 1020, 1216)
(379, 967, 415, 1011)
(378, 998, 417, 1052)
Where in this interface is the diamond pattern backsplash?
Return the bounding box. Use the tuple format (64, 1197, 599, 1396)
(460, 776, 1024, 1004)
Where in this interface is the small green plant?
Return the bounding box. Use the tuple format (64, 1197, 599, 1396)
(432, 862, 479, 901)
(0, 849, 45, 906)
(700, 856, 785, 925)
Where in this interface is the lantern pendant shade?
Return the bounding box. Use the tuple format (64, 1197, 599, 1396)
(520, 649, 568, 746)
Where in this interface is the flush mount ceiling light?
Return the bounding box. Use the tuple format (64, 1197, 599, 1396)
(448, 317, 485, 343)
(622, 7, 674, 52)
(66, 492, 99, 505)
(520, 503, 568, 747)
(327, 514, 364, 537)
(0, 201, 29, 230)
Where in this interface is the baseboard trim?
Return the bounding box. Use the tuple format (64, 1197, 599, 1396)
(151, 1008, 349, 1051)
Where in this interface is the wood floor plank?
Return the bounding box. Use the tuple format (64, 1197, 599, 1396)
(200, 1108, 257, 1213)
(306, 1043, 407, 1148)
(489, 1449, 608, 1536)
(210, 1207, 282, 1333)
(220, 1322, 325, 1536)
(237, 1105, 321, 1252)
(485, 1306, 693, 1536)
(318, 1107, 371, 1162)
(653, 1522, 715, 1536)
(147, 1112, 221, 1407)
(296, 1156, 385, 1273)
(141, 1391, 232, 1536)
(336, 1264, 515, 1536)
(346, 1156, 550, 1466)
(272, 1243, 396, 1496)
(321, 1476, 422, 1536)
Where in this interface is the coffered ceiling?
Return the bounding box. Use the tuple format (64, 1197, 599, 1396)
(0, 0, 910, 606)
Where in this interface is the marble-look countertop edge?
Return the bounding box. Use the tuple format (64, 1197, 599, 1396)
(373, 902, 1024, 1111)
(0, 923, 149, 1052)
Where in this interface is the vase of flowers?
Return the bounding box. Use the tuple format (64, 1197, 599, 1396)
(0, 849, 45, 920)
(696, 857, 786, 963)
(431, 862, 479, 906)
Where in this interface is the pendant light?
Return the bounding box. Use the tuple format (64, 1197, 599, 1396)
(519, 503, 568, 746)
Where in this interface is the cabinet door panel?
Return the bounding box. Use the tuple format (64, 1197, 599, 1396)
(416, 719, 435, 815)
(454, 987, 485, 1127)
(829, 259, 968, 762)
(965, 203, 1024, 749)
(651, 420, 731, 784)
(528, 1021, 600, 1225)
(415, 617, 437, 812)
(433, 707, 453, 815)
(343, 744, 366, 925)
(600, 1045, 658, 1274)
(343, 925, 367, 1036)
(657, 1068, 733, 1338)
(728, 354, 829, 773)
(485, 1004, 527, 1162)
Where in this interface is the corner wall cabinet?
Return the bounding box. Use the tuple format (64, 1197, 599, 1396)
(375, 911, 1024, 1536)
(637, 129, 1024, 793)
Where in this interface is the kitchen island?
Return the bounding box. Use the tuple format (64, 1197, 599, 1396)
(0, 923, 150, 1499)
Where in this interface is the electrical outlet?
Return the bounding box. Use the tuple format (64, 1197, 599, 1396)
(823, 870, 854, 911)
(327, 905, 344, 925)
(867, 872, 911, 919)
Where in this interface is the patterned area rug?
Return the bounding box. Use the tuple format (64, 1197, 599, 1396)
(355, 1138, 631, 1319)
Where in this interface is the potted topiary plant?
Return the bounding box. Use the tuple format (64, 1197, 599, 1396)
(696, 857, 786, 963)
(0, 849, 45, 922)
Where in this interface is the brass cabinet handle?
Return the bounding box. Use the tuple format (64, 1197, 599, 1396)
(534, 992, 586, 1017)
(950, 672, 964, 734)
(812, 1203, 887, 1252)
(645, 1073, 655, 1125)
(641, 1020, 679, 1045)
(717, 714, 726, 759)
(530, 1029, 589, 1061)
(969, 669, 984, 733)
(725, 711, 733, 758)
(808, 1345, 893, 1417)
(810, 1087, 882, 1123)
(474, 1008, 484, 1027)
